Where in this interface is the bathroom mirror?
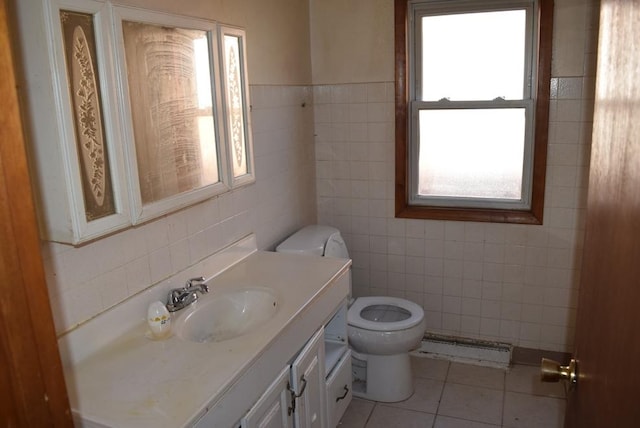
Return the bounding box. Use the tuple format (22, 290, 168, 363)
(114, 7, 229, 223)
(20, 1, 255, 243)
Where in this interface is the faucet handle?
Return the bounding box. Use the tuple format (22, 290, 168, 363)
(167, 288, 183, 306)
(185, 276, 205, 288)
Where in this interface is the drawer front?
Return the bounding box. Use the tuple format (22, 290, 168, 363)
(325, 349, 352, 428)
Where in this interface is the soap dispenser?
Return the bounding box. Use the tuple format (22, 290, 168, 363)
(147, 301, 171, 339)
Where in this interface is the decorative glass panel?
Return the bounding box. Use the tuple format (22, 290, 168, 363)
(121, 21, 220, 204)
(222, 33, 249, 178)
(418, 108, 526, 200)
(60, 10, 116, 221)
(421, 10, 527, 101)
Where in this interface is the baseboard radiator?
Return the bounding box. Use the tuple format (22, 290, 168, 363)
(412, 333, 512, 368)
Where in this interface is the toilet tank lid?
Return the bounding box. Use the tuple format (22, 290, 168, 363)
(275, 225, 340, 256)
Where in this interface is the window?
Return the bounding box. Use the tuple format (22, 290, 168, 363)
(395, 0, 553, 223)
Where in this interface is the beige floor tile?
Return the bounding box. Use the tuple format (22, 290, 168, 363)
(341, 360, 567, 428)
(365, 404, 435, 428)
(434, 415, 500, 428)
(438, 383, 504, 426)
(411, 356, 450, 381)
(446, 362, 505, 390)
(384, 378, 444, 414)
(503, 391, 566, 428)
(506, 364, 566, 398)
(338, 398, 375, 428)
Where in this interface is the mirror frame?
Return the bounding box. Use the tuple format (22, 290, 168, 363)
(113, 6, 231, 224)
(219, 25, 256, 188)
(43, 0, 131, 240)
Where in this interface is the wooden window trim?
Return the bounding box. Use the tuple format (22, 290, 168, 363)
(394, 0, 554, 224)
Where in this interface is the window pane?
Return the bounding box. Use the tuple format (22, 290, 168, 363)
(421, 10, 526, 101)
(418, 108, 525, 200)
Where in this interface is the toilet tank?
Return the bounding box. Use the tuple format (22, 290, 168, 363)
(276, 225, 350, 259)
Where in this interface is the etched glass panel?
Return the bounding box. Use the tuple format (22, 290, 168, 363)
(60, 10, 116, 221)
(223, 34, 248, 178)
(122, 21, 219, 204)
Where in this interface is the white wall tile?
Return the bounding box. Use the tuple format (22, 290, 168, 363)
(42, 85, 317, 334)
(149, 247, 172, 285)
(308, 0, 597, 353)
(421, 271, 442, 292)
(96, 267, 128, 310)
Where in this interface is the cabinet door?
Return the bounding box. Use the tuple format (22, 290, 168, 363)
(241, 366, 293, 428)
(291, 328, 326, 428)
(325, 349, 352, 428)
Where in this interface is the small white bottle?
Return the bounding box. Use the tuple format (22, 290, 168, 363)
(147, 301, 171, 339)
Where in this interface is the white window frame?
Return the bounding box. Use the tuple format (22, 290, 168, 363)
(407, 0, 539, 211)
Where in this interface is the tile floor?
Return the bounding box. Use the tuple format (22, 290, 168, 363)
(338, 357, 566, 428)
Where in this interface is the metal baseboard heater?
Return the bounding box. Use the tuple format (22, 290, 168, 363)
(412, 333, 512, 368)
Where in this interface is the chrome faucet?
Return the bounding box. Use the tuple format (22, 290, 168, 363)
(166, 276, 209, 312)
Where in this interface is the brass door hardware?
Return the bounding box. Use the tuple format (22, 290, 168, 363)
(540, 358, 578, 388)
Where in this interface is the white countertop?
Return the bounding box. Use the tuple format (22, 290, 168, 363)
(61, 238, 351, 428)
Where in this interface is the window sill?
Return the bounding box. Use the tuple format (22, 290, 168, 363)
(395, 203, 543, 225)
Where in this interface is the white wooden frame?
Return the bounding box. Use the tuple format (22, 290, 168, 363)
(218, 25, 256, 189)
(112, 5, 230, 224)
(40, 0, 131, 243)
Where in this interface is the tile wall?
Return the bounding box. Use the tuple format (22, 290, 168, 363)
(314, 0, 599, 352)
(42, 85, 317, 335)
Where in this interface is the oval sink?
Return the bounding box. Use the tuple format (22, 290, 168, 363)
(174, 287, 279, 343)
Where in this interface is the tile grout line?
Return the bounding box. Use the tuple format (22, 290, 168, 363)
(362, 401, 377, 428)
(501, 367, 507, 427)
(430, 360, 452, 428)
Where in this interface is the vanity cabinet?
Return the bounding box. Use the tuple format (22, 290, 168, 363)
(241, 305, 352, 428)
(241, 328, 325, 428)
(240, 366, 293, 428)
(59, 240, 352, 428)
(323, 304, 352, 427)
(290, 328, 326, 428)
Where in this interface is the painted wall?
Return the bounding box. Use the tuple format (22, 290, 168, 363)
(310, 0, 599, 352)
(118, 0, 313, 85)
(309, 0, 393, 84)
(14, 0, 316, 334)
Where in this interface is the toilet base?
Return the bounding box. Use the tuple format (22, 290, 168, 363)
(352, 352, 414, 402)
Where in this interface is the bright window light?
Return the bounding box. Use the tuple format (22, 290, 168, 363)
(418, 108, 525, 200)
(421, 10, 527, 101)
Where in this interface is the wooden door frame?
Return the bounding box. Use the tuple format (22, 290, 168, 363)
(0, 0, 72, 424)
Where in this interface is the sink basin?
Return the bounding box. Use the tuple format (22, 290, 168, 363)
(174, 287, 279, 343)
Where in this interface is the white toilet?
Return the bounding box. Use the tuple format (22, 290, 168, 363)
(276, 225, 426, 402)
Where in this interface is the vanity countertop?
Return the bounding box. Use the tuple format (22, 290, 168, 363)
(62, 247, 351, 427)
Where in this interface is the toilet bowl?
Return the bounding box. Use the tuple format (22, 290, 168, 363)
(276, 225, 427, 402)
(347, 296, 426, 402)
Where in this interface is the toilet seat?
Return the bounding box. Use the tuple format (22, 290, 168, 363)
(348, 297, 424, 332)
